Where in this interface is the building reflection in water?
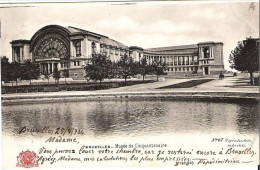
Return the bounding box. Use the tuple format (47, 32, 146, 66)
(1, 100, 259, 138)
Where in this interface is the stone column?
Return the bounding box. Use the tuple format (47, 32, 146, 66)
(14, 48, 18, 62)
(212, 47, 214, 58)
(57, 63, 61, 70)
(202, 47, 204, 58)
(70, 42, 74, 57)
(200, 47, 202, 58)
(48, 63, 51, 74)
(81, 39, 86, 56)
(202, 48, 204, 58)
(52, 63, 55, 73)
(12, 48, 15, 62)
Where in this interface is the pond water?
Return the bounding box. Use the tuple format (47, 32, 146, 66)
(2, 100, 259, 138)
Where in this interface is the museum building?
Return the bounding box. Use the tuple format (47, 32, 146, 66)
(11, 25, 225, 79)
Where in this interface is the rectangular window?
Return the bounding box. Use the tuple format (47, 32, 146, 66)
(187, 67, 189, 71)
(186, 56, 189, 65)
(175, 68, 177, 72)
(74, 61, 76, 66)
(183, 68, 185, 71)
(77, 61, 80, 66)
(179, 68, 181, 71)
(174, 57, 177, 65)
(75, 41, 81, 57)
(182, 56, 185, 65)
(178, 56, 181, 65)
(191, 56, 194, 65)
(15, 47, 21, 62)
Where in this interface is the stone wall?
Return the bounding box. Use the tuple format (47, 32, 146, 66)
(69, 68, 86, 80)
(213, 44, 223, 65)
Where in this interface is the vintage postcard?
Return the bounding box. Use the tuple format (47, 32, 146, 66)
(0, 1, 259, 169)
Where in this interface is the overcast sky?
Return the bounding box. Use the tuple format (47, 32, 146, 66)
(0, 1, 259, 70)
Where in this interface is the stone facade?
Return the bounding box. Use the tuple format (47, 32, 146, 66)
(11, 25, 225, 79)
(143, 42, 225, 77)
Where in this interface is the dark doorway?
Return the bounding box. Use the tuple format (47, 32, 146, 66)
(54, 63, 58, 70)
(50, 63, 53, 74)
(204, 67, 209, 75)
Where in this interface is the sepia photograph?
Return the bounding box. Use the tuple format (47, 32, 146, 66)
(0, 1, 259, 169)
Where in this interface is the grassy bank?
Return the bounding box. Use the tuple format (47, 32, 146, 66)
(2, 91, 258, 106)
(158, 79, 214, 89)
(1, 80, 154, 94)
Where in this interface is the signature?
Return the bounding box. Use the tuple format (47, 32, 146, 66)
(13, 126, 84, 136)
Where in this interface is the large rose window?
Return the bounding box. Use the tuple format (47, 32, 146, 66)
(33, 33, 69, 59)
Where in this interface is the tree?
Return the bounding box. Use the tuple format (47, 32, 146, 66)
(53, 67, 61, 85)
(84, 53, 112, 86)
(1, 56, 10, 86)
(152, 59, 167, 81)
(117, 54, 135, 85)
(63, 69, 70, 84)
(20, 60, 40, 85)
(107, 61, 118, 79)
(229, 38, 259, 85)
(138, 58, 153, 82)
(9, 62, 22, 86)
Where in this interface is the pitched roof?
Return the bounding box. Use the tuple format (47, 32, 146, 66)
(66, 26, 108, 38)
(67, 26, 127, 49)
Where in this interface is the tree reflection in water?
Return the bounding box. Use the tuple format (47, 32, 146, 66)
(236, 102, 259, 134)
(1, 100, 259, 138)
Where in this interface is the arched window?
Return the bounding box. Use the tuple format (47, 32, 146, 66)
(203, 47, 210, 58)
(91, 42, 96, 52)
(14, 47, 21, 62)
(74, 40, 81, 57)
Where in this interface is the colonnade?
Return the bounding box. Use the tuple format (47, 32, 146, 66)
(40, 62, 59, 74)
(144, 55, 198, 66)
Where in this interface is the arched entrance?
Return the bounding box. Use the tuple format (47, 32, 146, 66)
(30, 25, 71, 75)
